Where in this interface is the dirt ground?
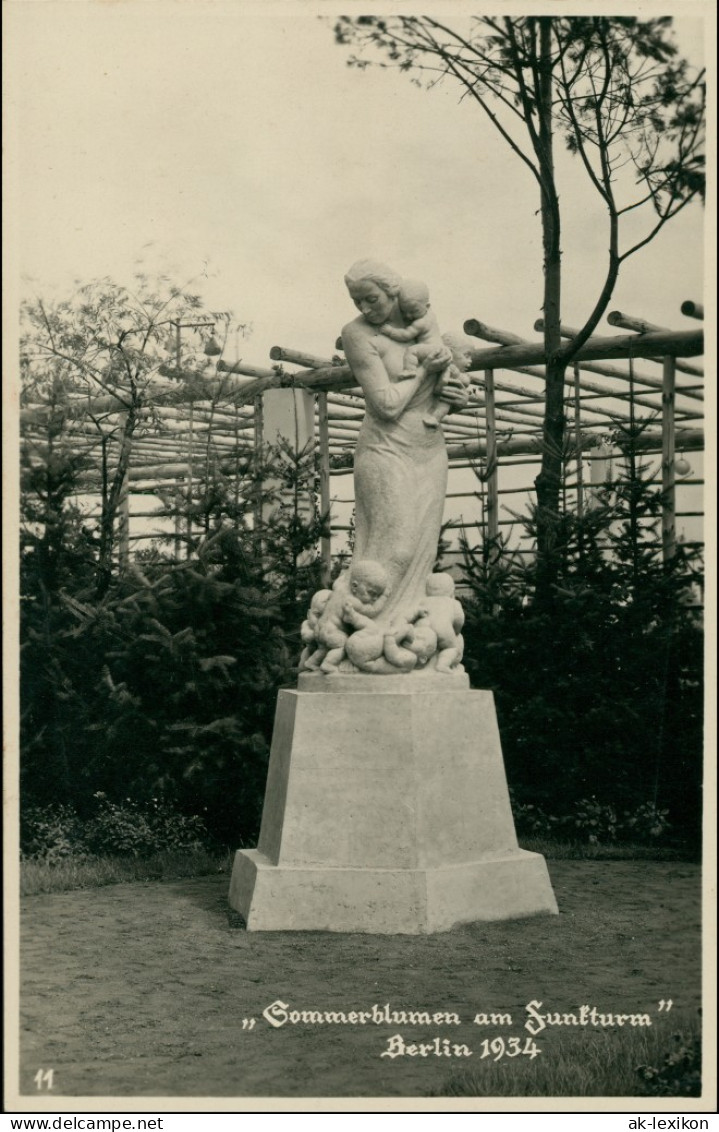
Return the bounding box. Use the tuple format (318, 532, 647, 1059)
(18, 860, 701, 1100)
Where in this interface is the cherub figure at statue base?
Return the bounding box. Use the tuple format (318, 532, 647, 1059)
(390, 612, 438, 670)
(423, 571, 465, 673)
(342, 606, 387, 672)
(298, 589, 333, 670)
(300, 575, 349, 673)
(344, 606, 438, 675)
(301, 569, 466, 678)
(303, 560, 392, 675)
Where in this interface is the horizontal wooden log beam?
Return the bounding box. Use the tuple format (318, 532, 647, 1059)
(232, 334, 703, 403)
(20, 370, 268, 424)
(217, 361, 359, 402)
(318, 405, 364, 422)
(462, 328, 703, 370)
(607, 310, 666, 334)
(467, 318, 703, 398)
(291, 366, 358, 393)
(20, 400, 255, 429)
(326, 392, 366, 412)
(460, 320, 525, 347)
(154, 403, 254, 421)
(216, 360, 280, 380)
(446, 427, 704, 462)
(681, 300, 703, 320)
(329, 427, 703, 470)
(23, 460, 247, 489)
(69, 456, 252, 486)
(530, 320, 704, 387)
(270, 346, 344, 369)
(605, 313, 703, 377)
(23, 420, 252, 444)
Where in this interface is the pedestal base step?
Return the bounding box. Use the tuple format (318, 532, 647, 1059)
(230, 847, 558, 934)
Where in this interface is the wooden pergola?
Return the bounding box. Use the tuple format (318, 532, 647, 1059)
(21, 303, 705, 577)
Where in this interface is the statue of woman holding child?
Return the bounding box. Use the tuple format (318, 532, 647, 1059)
(300, 259, 471, 677)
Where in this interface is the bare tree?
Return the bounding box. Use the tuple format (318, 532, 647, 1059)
(21, 274, 233, 595)
(335, 15, 705, 600)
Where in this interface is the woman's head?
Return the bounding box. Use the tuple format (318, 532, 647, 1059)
(344, 259, 401, 297)
(345, 260, 402, 326)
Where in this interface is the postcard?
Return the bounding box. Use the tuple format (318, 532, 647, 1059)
(4, 0, 715, 1116)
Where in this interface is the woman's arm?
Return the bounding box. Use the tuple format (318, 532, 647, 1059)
(342, 322, 423, 422)
(438, 362, 471, 409)
(379, 322, 420, 344)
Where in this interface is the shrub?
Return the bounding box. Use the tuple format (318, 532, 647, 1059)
(620, 801, 672, 844)
(20, 803, 86, 862)
(511, 795, 672, 846)
(461, 447, 703, 852)
(563, 796, 618, 844)
(509, 799, 560, 839)
(637, 1030, 701, 1097)
(20, 427, 324, 848)
(20, 796, 209, 861)
(83, 794, 207, 857)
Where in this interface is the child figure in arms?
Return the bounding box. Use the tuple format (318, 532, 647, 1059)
(379, 280, 471, 430)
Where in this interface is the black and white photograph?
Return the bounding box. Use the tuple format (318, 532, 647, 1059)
(3, 0, 715, 1115)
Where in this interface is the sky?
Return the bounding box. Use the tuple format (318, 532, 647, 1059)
(6, 1, 712, 551)
(8, 3, 709, 361)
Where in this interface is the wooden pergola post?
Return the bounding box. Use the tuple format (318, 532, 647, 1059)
(173, 496, 182, 559)
(484, 369, 499, 560)
(186, 395, 194, 559)
(573, 363, 584, 522)
(662, 355, 677, 562)
(253, 393, 264, 542)
(115, 410, 132, 570)
(117, 471, 130, 570)
(317, 391, 332, 586)
(233, 404, 240, 510)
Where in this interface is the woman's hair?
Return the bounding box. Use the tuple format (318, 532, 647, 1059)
(344, 259, 401, 298)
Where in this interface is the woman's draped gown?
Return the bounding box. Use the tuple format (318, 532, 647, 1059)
(349, 333, 447, 628)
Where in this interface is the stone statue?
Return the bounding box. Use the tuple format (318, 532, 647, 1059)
(302, 258, 470, 677)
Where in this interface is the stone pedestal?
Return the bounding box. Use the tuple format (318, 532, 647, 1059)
(229, 673, 558, 933)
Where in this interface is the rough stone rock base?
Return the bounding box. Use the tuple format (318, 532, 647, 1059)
(229, 682, 558, 934)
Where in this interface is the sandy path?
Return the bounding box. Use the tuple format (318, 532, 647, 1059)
(19, 861, 701, 1099)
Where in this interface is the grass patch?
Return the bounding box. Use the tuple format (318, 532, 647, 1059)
(20, 847, 233, 896)
(519, 837, 690, 862)
(19, 859, 701, 1098)
(431, 1015, 701, 1098)
(19, 838, 691, 897)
